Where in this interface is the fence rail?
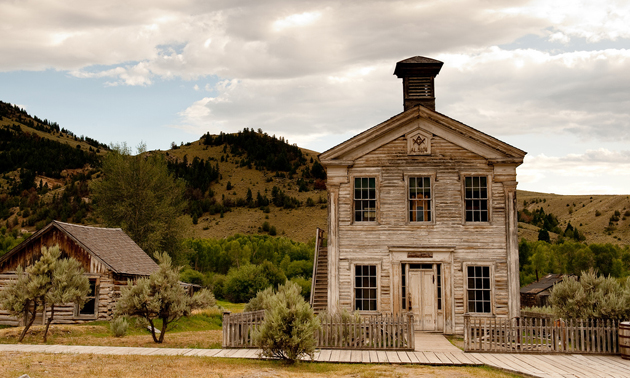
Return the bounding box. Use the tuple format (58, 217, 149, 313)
(464, 315, 619, 354)
(317, 313, 415, 350)
(223, 311, 414, 350)
(222, 310, 265, 348)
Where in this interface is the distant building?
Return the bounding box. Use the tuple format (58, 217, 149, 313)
(0, 220, 158, 325)
(520, 274, 567, 308)
(313, 56, 526, 335)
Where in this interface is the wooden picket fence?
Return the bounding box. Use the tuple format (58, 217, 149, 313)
(223, 311, 415, 350)
(317, 312, 415, 351)
(464, 315, 620, 354)
(222, 310, 265, 348)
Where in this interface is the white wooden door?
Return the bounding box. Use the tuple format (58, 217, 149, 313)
(409, 270, 436, 331)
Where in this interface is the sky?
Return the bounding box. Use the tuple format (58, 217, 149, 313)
(1, 0, 629, 195)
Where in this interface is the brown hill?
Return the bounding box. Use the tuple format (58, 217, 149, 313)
(157, 139, 327, 244)
(517, 190, 630, 245)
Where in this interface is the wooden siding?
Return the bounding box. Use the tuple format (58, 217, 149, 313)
(0, 227, 111, 274)
(331, 135, 517, 335)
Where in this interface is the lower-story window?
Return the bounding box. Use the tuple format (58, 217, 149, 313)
(78, 278, 98, 317)
(355, 265, 377, 311)
(467, 266, 491, 313)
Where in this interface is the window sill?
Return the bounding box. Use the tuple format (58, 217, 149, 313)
(464, 312, 495, 317)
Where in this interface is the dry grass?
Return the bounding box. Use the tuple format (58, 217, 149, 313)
(163, 140, 328, 244)
(0, 352, 525, 378)
(517, 190, 630, 245)
(0, 325, 222, 349)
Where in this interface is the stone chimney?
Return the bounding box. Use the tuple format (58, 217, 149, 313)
(394, 56, 443, 111)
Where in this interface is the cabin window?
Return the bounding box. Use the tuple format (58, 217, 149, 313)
(354, 178, 376, 222)
(467, 266, 491, 313)
(464, 176, 488, 222)
(78, 278, 98, 317)
(354, 265, 377, 311)
(409, 177, 431, 222)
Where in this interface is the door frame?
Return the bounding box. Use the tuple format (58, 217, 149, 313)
(389, 246, 454, 334)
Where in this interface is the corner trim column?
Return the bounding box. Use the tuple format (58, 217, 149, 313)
(504, 181, 520, 319)
(327, 183, 340, 313)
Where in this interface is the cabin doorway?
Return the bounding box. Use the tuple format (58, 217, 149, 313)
(406, 263, 443, 332)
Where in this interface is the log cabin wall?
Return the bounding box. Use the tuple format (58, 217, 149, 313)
(332, 135, 516, 335)
(0, 226, 148, 326)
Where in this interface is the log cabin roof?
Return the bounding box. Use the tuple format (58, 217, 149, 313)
(519, 274, 566, 295)
(319, 104, 526, 165)
(1, 221, 158, 276)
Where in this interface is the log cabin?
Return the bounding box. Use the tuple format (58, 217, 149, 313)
(0, 220, 158, 325)
(313, 56, 526, 335)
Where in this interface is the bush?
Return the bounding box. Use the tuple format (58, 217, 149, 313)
(244, 286, 275, 312)
(253, 281, 320, 363)
(180, 267, 205, 286)
(290, 276, 311, 301)
(223, 262, 287, 303)
(262, 221, 270, 232)
(110, 316, 129, 337)
(269, 226, 277, 236)
(549, 269, 630, 320)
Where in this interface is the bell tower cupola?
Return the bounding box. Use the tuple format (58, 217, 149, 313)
(394, 56, 443, 111)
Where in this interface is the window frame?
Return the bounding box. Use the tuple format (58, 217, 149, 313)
(352, 263, 380, 313)
(405, 174, 435, 224)
(463, 263, 494, 315)
(75, 275, 99, 319)
(351, 176, 379, 224)
(461, 173, 492, 224)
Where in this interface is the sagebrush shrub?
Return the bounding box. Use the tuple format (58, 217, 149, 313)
(252, 281, 320, 363)
(110, 317, 129, 337)
(549, 269, 630, 320)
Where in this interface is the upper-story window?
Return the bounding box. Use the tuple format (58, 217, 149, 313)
(354, 177, 376, 222)
(409, 177, 431, 222)
(464, 176, 488, 222)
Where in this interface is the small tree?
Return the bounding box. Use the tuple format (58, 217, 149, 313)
(115, 252, 216, 343)
(43, 257, 90, 342)
(0, 245, 89, 342)
(252, 281, 320, 363)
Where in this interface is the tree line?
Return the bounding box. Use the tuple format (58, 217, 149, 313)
(202, 128, 306, 173)
(519, 239, 630, 286)
(181, 234, 315, 303)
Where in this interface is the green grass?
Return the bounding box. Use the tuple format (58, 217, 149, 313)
(217, 300, 246, 313)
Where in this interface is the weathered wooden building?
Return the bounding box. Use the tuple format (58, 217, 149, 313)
(315, 56, 526, 335)
(520, 273, 567, 308)
(0, 220, 158, 325)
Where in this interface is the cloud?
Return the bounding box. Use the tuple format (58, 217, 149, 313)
(437, 48, 630, 142)
(518, 148, 630, 194)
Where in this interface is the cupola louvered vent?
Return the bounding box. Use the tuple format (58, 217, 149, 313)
(394, 56, 443, 111)
(408, 77, 433, 98)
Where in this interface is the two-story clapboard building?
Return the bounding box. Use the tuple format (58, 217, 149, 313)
(316, 56, 526, 335)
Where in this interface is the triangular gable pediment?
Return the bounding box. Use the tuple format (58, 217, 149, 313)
(319, 105, 526, 165)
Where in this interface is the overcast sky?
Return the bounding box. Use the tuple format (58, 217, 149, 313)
(1, 0, 629, 195)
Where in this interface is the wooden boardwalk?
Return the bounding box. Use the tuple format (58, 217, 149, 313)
(1, 344, 629, 378)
